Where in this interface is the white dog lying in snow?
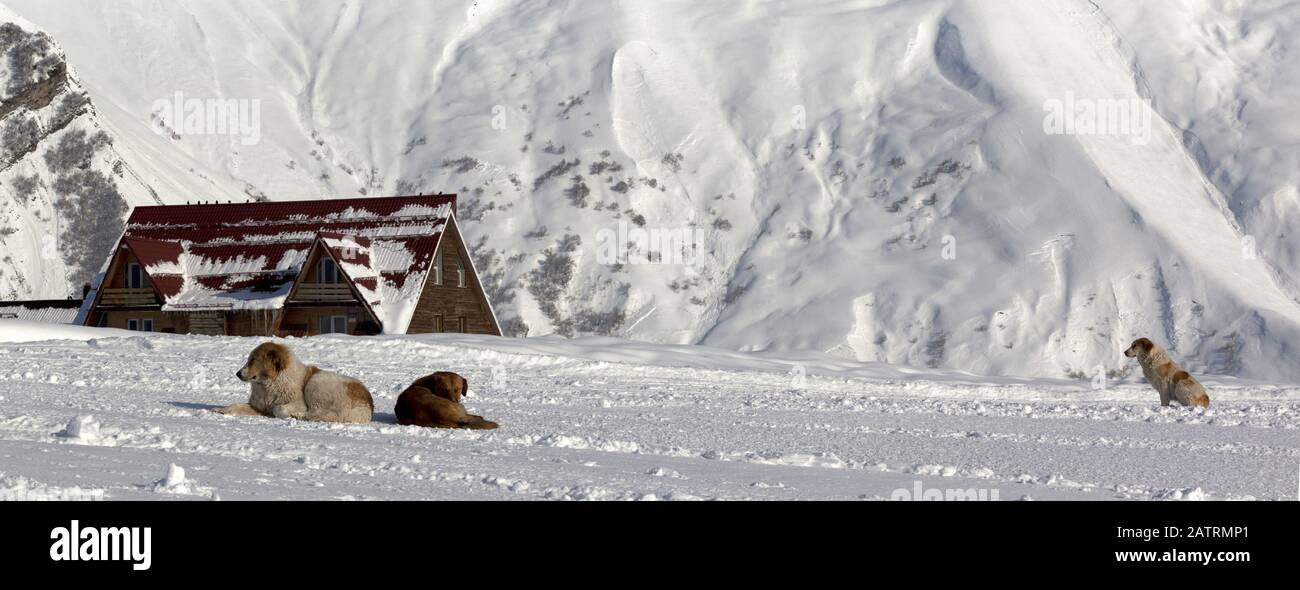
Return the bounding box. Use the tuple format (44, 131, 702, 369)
(217, 342, 373, 423)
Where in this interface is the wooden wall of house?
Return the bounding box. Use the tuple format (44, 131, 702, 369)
(299, 247, 340, 284)
(101, 249, 149, 290)
(227, 310, 279, 337)
(98, 311, 187, 333)
(407, 219, 500, 336)
(97, 309, 280, 336)
(187, 312, 227, 336)
(89, 247, 168, 330)
(277, 306, 366, 337)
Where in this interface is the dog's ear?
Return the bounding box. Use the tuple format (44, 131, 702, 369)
(267, 347, 285, 373)
(1137, 337, 1153, 351)
(460, 375, 469, 397)
(444, 375, 462, 402)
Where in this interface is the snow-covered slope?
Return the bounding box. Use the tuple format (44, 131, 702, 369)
(1, 324, 1298, 500)
(2, 0, 1299, 382)
(0, 5, 166, 299)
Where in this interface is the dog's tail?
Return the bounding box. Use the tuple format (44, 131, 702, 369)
(461, 414, 499, 430)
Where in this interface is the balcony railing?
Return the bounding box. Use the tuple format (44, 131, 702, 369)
(98, 288, 156, 307)
(293, 283, 354, 302)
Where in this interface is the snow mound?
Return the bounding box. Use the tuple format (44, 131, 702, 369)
(57, 415, 101, 443)
(152, 463, 215, 499)
(1155, 487, 1209, 501)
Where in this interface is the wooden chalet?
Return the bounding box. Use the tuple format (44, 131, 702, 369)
(76, 194, 502, 337)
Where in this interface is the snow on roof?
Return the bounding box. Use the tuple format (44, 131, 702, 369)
(97, 195, 456, 333)
(315, 231, 439, 332)
(0, 300, 82, 324)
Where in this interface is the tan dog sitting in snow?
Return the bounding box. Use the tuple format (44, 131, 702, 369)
(217, 342, 374, 423)
(1124, 338, 1210, 408)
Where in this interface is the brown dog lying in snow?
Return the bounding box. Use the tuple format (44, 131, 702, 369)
(1124, 337, 1210, 408)
(395, 371, 498, 430)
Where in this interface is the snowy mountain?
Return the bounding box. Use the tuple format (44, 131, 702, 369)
(0, 5, 163, 299)
(2, 0, 1299, 382)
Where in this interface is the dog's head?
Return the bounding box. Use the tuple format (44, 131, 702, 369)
(411, 372, 467, 403)
(1124, 337, 1154, 359)
(236, 342, 293, 384)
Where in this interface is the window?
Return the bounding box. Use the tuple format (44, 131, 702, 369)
(457, 267, 466, 288)
(318, 258, 340, 284)
(433, 251, 443, 285)
(319, 315, 348, 334)
(126, 263, 144, 289)
(458, 317, 467, 333)
(127, 319, 154, 332)
(434, 315, 444, 333)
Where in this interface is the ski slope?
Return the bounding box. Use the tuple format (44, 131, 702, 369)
(1, 321, 1297, 501)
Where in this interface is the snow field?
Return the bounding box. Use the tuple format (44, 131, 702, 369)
(0, 323, 1296, 500)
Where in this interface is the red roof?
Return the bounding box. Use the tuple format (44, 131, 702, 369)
(126, 195, 456, 228)
(92, 195, 458, 332)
